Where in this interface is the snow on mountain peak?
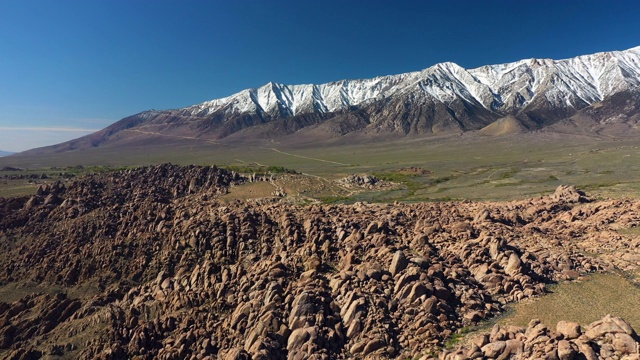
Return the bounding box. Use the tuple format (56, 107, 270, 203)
(183, 46, 640, 118)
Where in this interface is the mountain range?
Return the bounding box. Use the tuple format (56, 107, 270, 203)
(24, 46, 640, 154)
(0, 151, 14, 157)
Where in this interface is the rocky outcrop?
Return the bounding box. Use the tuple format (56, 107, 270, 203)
(0, 169, 639, 359)
(440, 315, 639, 360)
(552, 184, 591, 203)
(337, 174, 394, 190)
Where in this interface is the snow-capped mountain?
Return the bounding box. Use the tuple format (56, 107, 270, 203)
(183, 46, 640, 119)
(21, 46, 640, 155)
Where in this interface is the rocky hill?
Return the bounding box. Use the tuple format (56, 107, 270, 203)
(0, 165, 639, 359)
(21, 47, 640, 155)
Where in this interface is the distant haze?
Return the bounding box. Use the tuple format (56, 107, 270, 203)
(0, 128, 98, 153)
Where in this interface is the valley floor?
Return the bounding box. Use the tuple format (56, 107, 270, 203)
(2, 131, 640, 202)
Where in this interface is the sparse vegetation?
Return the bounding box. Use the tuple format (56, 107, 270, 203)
(318, 195, 352, 204)
(444, 327, 471, 349)
(372, 171, 420, 184)
(372, 171, 422, 195)
(266, 165, 298, 174)
(497, 273, 640, 329)
(220, 164, 298, 176)
(498, 168, 519, 180)
(429, 174, 456, 185)
(616, 226, 640, 236)
(54, 164, 132, 174)
(3, 135, 640, 201)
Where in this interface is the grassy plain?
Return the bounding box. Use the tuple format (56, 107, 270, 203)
(2, 132, 640, 202)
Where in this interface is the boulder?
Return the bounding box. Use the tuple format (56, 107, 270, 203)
(556, 321, 581, 339)
(390, 250, 409, 276)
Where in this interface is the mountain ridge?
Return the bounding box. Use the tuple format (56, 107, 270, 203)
(182, 46, 640, 117)
(18, 46, 640, 155)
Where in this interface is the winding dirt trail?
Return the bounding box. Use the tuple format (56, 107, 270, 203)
(123, 129, 221, 144)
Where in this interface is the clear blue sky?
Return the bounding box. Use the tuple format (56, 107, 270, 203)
(1, 0, 639, 152)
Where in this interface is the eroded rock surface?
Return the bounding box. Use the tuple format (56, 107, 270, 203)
(441, 315, 639, 360)
(0, 165, 639, 359)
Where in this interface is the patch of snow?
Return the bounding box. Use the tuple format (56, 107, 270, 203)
(182, 46, 640, 118)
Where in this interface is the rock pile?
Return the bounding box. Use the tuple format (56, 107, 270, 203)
(0, 165, 639, 359)
(337, 174, 392, 190)
(440, 315, 639, 360)
(552, 184, 591, 203)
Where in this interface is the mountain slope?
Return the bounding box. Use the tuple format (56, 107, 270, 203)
(547, 90, 640, 136)
(480, 115, 529, 136)
(22, 46, 640, 155)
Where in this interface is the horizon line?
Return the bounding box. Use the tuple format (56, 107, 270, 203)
(0, 127, 100, 132)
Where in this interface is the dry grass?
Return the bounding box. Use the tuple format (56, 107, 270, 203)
(0, 181, 39, 197)
(221, 182, 278, 201)
(0, 281, 101, 303)
(616, 226, 640, 237)
(220, 174, 348, 203)
(498, 272, 640, 329)
(3, 134, 640, 202)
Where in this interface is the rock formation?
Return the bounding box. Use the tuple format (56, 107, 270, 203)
(441, 315, 639, 360)
(0, 164, 639, 359)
